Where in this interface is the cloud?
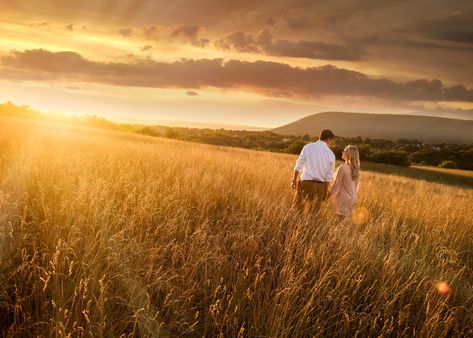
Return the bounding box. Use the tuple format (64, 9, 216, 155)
(65, 24, 74, 31)
(141, 25, 162, 40)
(117, 24, 209, 46)
(1, 49, 473, 103)
(393, 37, 473, 52)
(171, 25, 201, 39)
(171, 25, 209, 47)
(186, 90, 199, 96)
(215, 29, 368, 61)
(141, 45, 153, 52)
(118, 27, 133, 37)
(215, 31, 258, 52)
(412, 11, 473, 44)
(30, 21, 49, 27)
(283, 11, 314, 31)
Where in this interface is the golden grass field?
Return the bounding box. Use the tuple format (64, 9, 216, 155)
(0, 117, 472, 337)
(412, 165, 473, 178)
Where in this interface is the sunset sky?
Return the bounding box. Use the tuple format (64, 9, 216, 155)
(1, 0, 472, 128)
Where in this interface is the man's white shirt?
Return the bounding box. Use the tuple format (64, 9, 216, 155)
(294, 140, 336, 182)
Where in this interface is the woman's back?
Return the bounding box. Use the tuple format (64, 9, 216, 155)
(329, 163, 359, 218)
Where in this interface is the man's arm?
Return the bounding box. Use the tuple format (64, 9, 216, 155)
(291, 170, 300, 189)
(292, 146, 306, 189)
(325, 155, 336, 181)
(324, 154, 336, 199)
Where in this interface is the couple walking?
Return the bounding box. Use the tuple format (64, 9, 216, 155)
(291, 129, 360, 218)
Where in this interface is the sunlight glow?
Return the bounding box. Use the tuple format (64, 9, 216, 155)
(352, 207, 370, 225)
(436, 281, 450, 295)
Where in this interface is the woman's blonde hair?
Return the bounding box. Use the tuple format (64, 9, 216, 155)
(344, 145, 360, 180)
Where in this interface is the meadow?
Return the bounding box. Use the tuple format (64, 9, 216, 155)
(0, 117, 472, 337)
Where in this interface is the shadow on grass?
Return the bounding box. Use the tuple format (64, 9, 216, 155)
(362, 162, 473, 189)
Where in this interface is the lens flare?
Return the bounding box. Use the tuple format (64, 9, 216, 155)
(352, 207, 370, 225)
(436, 281, 450, 295)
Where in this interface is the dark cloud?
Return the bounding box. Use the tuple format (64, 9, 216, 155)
(412, 11, 473, 44)
(186, 90, 199, 96)
(2, 49, 473, 103)
(65, 23, 74, 31)
(171, 25, 209, 47)
(395, 37, 473, 52)
(259, 29, 368, 61)
(280, 8, 375, 37)
(141, 45, 153, 52)
(215, 31, 258, 52)
(216, 29, 368, 61)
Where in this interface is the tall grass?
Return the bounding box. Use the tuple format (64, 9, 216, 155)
(0, 117, 472, 337)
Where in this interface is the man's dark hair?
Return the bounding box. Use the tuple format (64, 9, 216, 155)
(319, 129, 335, 141)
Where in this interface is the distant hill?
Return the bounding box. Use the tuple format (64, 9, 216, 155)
(273, 112, 473, 144)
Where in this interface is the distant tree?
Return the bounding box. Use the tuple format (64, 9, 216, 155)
(285, 140, 306, 154)
(165, 127, 177, 138)
(438, 160, 458, 169)
(401, 144, 420, 152)
(409, 149, 444, 166)
(331, 145, 344, 159)
(397, 138, 410, 145)
(464, 149, 473, 169)
(371, 150, 411, 167)
(370, 139, 395, 149)
(0, 102, 45, 119)
(353, 136, 363, 143)
(333, 137, 349, 149)
(302, 134, 311, 142)
(357, 144, 372, 161)
(138, 126, 159, 136)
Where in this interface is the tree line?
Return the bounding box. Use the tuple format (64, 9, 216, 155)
(138, 126, 473, 170)
(2, 102, 472, 170)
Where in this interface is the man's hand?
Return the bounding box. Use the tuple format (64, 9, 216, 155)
(291, 170, 300, 189)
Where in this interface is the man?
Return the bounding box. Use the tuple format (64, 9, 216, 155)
(291, 129, 336, 212)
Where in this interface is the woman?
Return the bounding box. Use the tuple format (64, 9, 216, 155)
(328, 145, 360, 219)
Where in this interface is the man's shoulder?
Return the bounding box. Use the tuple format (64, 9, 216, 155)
(305, 141, 334, 153)
(307, 140, 323, 148)
(329, 148, 336, 159)
(304, 141, 316, 148)
(302, 142, 317, 151)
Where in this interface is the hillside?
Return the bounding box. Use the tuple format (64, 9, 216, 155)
(273, 112, 473, 144)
